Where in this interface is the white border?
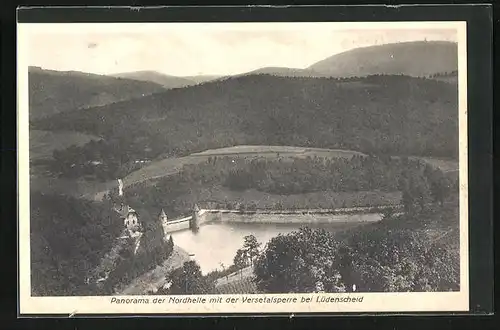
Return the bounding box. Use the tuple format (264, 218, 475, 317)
(17, 21, 468, 315)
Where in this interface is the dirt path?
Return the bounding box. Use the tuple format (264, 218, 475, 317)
(117, 246, 190, 295)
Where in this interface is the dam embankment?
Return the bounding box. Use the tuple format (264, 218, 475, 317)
(162, 205, 402, 234)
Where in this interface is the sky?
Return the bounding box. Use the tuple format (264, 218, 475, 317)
(23, 22, 459, 77)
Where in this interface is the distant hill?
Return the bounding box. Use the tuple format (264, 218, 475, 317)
(32, 74, 459, 165)
(308, 41, 458, 78)
(180, 75, 222, 84)
(111, 71, 197, 89)
(238, 66, 323, 78)
(28, 67, 166, 119)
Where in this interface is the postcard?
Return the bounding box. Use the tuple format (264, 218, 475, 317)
(18, 20, 468, 315)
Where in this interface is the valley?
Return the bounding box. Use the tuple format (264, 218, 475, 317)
(27, 38, 462, 297)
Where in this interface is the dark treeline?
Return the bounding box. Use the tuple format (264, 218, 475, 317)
(222, 154, 402, 194)
(428, 70, 458, 78)
(30, 192, 123, 296)
(125, 154, 456, 219)
(34, 74, 458, 181)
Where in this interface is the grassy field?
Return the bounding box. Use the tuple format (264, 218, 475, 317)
(123, 145, 366, 188)
(30, 130, 101, 160)
(214, 267, 260, 294)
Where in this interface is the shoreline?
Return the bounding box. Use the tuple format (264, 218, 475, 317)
(162, 205, 402, 234)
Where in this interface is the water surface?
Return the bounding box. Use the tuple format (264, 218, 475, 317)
(170, 216, 379, 274)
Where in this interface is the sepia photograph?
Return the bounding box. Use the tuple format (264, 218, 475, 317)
(18, 20, 469, 314)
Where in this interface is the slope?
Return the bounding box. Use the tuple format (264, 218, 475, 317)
(30, 130, 102, 160)
(30, 192, 123, 296)
(32, 74, 459, 171)
(29, 67, 166, 119)
(308, 41, 458, 78)
(239, 66, 323, 78)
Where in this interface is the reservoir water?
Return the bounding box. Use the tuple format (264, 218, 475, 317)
(169, 213, 381, 274)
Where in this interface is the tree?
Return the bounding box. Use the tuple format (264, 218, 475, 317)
(424, 166, 451, 206)
(168, 235, 174, 251)
(238, 203, 246, 213)
(234, 248, 249, 270)
(242, 235, 261, 267)
(167, 260, 214, 295)
(253, 227, 346, 293)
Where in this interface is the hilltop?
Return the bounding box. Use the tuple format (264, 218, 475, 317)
(33, 74, 458, 173)
(111, 71, 197, 89)
(308, 41, 458, 78)
(237, 66, 323, 78)
(28, 67, 166, 119)
(179, 75, 222, 84)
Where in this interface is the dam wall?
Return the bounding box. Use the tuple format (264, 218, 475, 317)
(163, 216, 193, 234)
(162, 207, 392, 234)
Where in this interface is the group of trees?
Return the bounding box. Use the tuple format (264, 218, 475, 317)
(50, 138, 157, 181)
(222, 155, 408, 194)
(427, 70, 458, 79)
(253, 219, 459, 294)
(399, 163, 455, 214)
(254, 227, 347, 293)
(30, 191, 177, 296)
(342, 225, 459, 292)
(127, 154, 455, 219)
(30, 192, 123, 296)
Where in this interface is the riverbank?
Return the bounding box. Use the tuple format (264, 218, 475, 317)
(116, 245, 190, 295)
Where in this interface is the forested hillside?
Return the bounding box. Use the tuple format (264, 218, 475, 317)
(111, 71, 197, 89)
(29, 67, 166, 119)
(308, 41, 458, 78)
(33, 74, 458, 181)
(30, 192, 123, 296)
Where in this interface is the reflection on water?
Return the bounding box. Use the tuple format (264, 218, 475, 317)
(169, 218, 377, 274)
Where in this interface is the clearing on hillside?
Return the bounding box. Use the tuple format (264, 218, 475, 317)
(30, 130, 102, 160)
